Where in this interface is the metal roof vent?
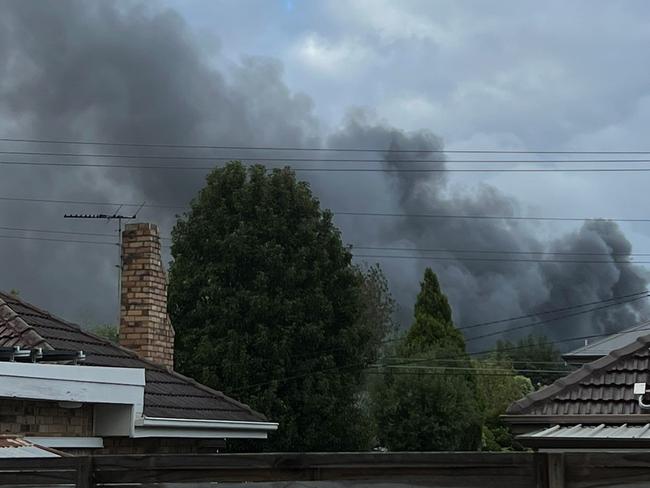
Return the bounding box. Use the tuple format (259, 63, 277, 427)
(634, 382, 650, 410)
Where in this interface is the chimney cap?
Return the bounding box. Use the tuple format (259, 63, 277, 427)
(124, 222, 159, 234)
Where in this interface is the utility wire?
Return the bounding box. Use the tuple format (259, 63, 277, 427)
(458, 290, 649, 330)
(372, 364, 569, 374)
(10, 149, 650, 164)
(0, 234, 116, 246)
(352, 245, 650, 257)
(6, 159, 650, 172)
(5, 136, 650, 155)
(291, 292, 648, 361)
(1, 232, 647, 265)
(355, 254, 650, 264)
(464, 294, 650, 343)
(2, 224, 649, 257)
(2, 195, 650, 224)
(233, 323, 650, 393)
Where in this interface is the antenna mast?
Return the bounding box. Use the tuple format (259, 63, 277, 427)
(64, 204, 145, 331)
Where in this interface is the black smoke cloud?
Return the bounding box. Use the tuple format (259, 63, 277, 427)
(0, 1, 647, 349)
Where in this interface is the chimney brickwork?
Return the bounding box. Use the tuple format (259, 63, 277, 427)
(119, 223, 175, 369)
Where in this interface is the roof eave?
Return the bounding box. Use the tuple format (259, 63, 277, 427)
(132, 416, 278, 439)
(502, 414, 650, 425)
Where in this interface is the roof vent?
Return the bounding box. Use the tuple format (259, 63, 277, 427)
(634, 382, 650, 409)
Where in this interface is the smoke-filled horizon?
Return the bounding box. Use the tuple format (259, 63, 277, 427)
(0, 1, 648, 351)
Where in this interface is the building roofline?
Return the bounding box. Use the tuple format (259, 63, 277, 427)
(506, 334, 650, 415)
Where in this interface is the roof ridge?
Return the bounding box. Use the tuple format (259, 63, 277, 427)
(564, 319, 650, 357)
(0, 296, 51, 350)
(507, 333, 650, 415)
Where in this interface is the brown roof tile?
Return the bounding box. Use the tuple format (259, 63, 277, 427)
(0, 291, 266, 423)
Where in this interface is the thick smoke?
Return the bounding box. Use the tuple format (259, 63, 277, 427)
(0, 1, 647, 350)
(326, 115, 650, 349)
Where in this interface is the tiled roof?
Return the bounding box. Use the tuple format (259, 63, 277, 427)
(563, 320, 650, 363)
(507, 334, 650, 416)
(0, 291, 266, 422)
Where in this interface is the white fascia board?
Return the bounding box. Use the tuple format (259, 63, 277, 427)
(0, 362, 145, 429)
(133, 416, 278, 439)
(25, 437, 104, 449)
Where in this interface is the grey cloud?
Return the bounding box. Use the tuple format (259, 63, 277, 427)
(0, 1, 647, 351)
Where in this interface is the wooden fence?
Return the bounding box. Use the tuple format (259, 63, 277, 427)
(1, 451, 649, 488)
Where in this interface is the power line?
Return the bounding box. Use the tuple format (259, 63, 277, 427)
(292, 292, 649, 362)
(0, 225, 117, 238)
(0, 234, 116, 246)
(4, 136, 650, 154)
(233, 323, 650, 393)
(6, 159, 650, 172)
(352, 245, 650, 257)
(10, 149, 650, 164)
(458, 290, 649, 330)
(372, 364, 569, 375)
(355, 254, 650, 264)
(465, 294, 650, 343)
(2, 195, 649, 224)
(336, 211, 650, 223)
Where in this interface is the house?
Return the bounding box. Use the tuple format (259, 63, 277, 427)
(0, 223, 277, 455)
(503, 333, 650, 449)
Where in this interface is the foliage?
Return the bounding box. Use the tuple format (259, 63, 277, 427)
(168, 162, 393, 451)
(89, 324, 119, 344)
(496, 334, 569, 388)
(370, 268, 482, 451)
(474, 356, 533, 451)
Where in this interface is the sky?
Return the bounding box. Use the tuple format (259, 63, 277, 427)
(2, 0, 650, 350)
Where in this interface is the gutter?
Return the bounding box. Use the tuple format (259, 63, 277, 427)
(132, 416, 279, 439)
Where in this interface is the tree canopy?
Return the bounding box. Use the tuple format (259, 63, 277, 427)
(370, 268, 482, 451)
(168, 162, 393, 451)
(496, 334, 568, 388)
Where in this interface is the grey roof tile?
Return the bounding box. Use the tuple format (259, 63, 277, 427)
(507, 333, 650, 417)
(0, 291, 266, 423)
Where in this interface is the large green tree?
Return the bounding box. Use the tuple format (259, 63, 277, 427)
(168, 162, 392, 451)
(370, 268, 482, 451)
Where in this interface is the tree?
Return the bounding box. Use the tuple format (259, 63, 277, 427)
(474, 356, 533, 451)
(370, 268, 482, 451)
(168, 162, 393, 451)
(496, 334, 569, 388)
(89, 324, 118, 343)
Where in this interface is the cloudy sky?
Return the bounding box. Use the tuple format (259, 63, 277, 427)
(2, 0, 650, 350)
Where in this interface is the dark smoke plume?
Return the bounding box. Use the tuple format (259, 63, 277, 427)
(0, 1, 647, 350)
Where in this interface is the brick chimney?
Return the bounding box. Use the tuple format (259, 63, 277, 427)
(119, 223, 175, 370)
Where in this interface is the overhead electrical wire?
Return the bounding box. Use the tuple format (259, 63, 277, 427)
(1, 195, 649, 224)
(352, 245, 650, 257)
(233, 322, 650, 392)
(1, 225, 648, 257)
(354, 254, 650, 264)
(457, 290, 649, 330)
(5, 159, 650, 172)
(8, 149, 650, 165)
(282, 291, 648, 362)
(4, 136, 650, 154)
(0, 231, 647, 265)
(464, 293, 650, 342)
